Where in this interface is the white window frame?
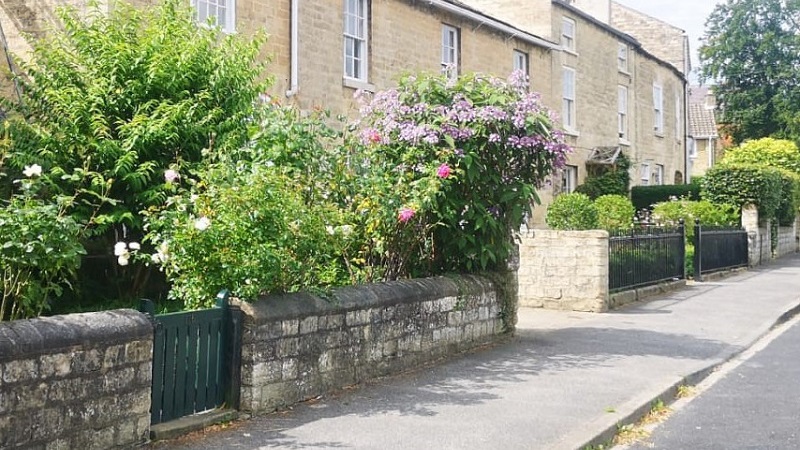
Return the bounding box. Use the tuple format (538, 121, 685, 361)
(193, 0, 236, 33)
(563, 165, 578, 194)
(561, 17, 576, 52)
(618, 85, 628, 139)
(617, 42, 628, 72)
(654, 164, 665, 185)
(640, 163, 651, 186)
(688, 137, 698, 158)
(562, 67, 576, 131)
(441, 24, 460, 79)
(343, 0, 368, 81)
(653, 84, 664, 134)
(513, 49, 529, 79)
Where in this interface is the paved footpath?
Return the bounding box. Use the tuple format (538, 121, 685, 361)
(153, 254, 800, 450)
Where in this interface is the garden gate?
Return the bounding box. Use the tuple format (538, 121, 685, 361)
(140, 291, 243, 425)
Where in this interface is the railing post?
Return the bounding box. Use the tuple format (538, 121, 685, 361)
(216, 289, 243, 410)
(694, 219, 702, 282)
(678, 219, 686, 280)
(139, 298, 156, 317)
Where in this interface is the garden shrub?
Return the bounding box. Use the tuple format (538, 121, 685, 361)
(344, 71, 570, 275)
(145, 72, 571, 306)
(701, 163, 783, 220)
(0, 172, 85, 320)
(722, 138, 800, 174)
(631, 184, 701, 211)
(574, 153, 631, 199)
(651, 199, 740, 239)
(775, 169, 800, 226)
(143, 163, 348, 309)
(594, 194, 635, 231)
(546, 193, 598, 230)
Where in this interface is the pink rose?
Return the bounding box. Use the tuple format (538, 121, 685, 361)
(398, 207, 415, 223)
(164, 169, 180, 183)
(436, 163, 451, 178)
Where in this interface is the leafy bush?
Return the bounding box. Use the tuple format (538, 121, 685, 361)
(574, 153, 631, 199)
(775, 169, 800, 226)
(701, 163, 783, 220)
(595, 195, 635, 231)
(1, 0, 269, 306)
(145, 72, 571, 307)
(0, 173, 85, 320)
(345, 71, 570, 274)
(144, 163, 348, 309)
(722, 138, 800, 174)
(5, 0, 267, 233)
(651, 199, 740, 239)
(546, 193, 598, 230)
(631, 184, 701, 211)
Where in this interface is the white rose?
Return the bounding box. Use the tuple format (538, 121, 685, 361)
(114, 242, 128, 256)
(117, 255, 130, 266)
(128, 242, 140, 250)
(194, 216, 211, 231)
(23, 164, 43, 178)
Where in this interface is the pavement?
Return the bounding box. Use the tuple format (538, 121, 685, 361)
(153, 253, 800, 450)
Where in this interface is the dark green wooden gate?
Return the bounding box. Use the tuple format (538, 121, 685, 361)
(140, 290, 243, 425)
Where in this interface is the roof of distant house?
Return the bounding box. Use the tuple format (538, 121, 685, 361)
(689, 85, 717, 138)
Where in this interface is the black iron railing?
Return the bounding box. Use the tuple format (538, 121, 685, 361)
(609, 221, 686, 292)
(692, 219, 748, 281)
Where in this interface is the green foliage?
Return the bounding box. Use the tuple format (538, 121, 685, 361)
(144, 163, 348, 309)
(3, 0, 267, 234)
(345, 71, 570, 275)
(700, 0, 800, 143)
(631, 184, 701, 211)
(722, 138, 800, 173)
(0, 0, 269, 307)
(594, 195, 634, 231)
(651, 199, 740, 239)
(0, 176, 85, 320)
(775, 169, 800, 225)
(702, 163, 784, 220)
(574, 154, 631, 199)
(546, 193, 599, 230)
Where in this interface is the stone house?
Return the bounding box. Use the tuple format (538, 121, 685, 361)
(463, 0, 688, 223)
(1, 0, 689, 226)
(688, 85, 722, 178)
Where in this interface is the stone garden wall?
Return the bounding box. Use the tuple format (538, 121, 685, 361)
(237, 275, 505, 415)
(517, 229, 609, 312)
(0, 310, 153, 449)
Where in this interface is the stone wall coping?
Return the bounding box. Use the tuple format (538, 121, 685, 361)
(520, 229, 610, 239)
(239, 275, 494, 322)
(0, 309, 152, 361)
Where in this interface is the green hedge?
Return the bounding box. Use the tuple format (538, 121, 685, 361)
(631, 184, 701, 211)
(701, 163, 783, 220)
(546, 193, 598, 230)
(776, 169, 800, 226)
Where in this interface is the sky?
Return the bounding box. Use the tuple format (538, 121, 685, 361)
(614, 0, 723, 81)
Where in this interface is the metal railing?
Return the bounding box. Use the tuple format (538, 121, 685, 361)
(692, 219, 748, 281)
(609, 221, 686, 292)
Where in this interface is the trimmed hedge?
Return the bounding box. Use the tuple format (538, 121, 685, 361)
(595, 194, 635, 231)
(545, 193, 598, 230)
(631, 184, 701, 211)
(701, 163, 783, 220)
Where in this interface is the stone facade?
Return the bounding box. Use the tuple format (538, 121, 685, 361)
(609, 1, 690, 77)
(517, 229, 609, 312)
(237, 275, 505, 415)
(0, 310, 153, 449)
(462, 0, 688, 225)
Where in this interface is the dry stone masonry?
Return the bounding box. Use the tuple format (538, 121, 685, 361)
(0, 310, 153, 449)
(238, 275, 505, 414)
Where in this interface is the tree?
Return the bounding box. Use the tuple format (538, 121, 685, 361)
(700, 0, 800, 144)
